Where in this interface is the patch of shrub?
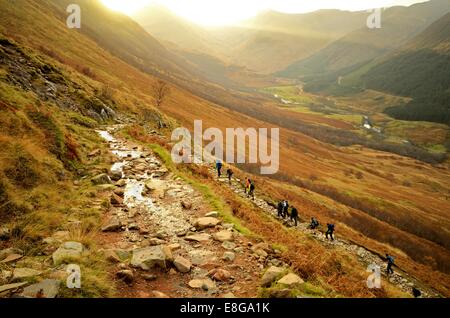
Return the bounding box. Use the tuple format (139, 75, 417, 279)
(4, 145, 39, 189)
(0, 179, 29, 222)
(27, 108, 80, 169)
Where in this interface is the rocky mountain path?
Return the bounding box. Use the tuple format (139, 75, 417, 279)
(95, 126, 294, 298)
(206, 167, 442, 298)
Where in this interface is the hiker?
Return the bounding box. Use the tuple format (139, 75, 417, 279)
(245, 177, 251, 194)
(290, 207, 299, 226)
(226, 168, 233, 184)
(412, 287, 421, 298)
(326, 223, 335, 241)
(310, 217, 319, 230)
(277, 201, 284, 218)
(248, 180, 255, 200)
(282, 200, 289, 218)
(215, 160, 223, 178)
(386, 254, 395, 275)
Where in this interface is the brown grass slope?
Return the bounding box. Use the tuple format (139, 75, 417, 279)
(0, 0, 449, 297)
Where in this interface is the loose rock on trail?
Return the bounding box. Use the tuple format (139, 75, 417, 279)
(95, 126, 290, 298)
(206, 164, 442, 298)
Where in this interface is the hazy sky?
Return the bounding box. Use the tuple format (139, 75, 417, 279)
(101, 0, 429, 25)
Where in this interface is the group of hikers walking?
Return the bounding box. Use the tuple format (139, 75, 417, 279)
(214, 160, 405, 286)
(276, 200, 299, 226)
(277, 201, 335, 240)
(216, 160, 234, 184)
(215, 160, 255, 199)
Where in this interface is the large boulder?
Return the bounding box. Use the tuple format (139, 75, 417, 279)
(173, 256, 191, 273)
(213, 230, 234, 242)
(130, 246, 170, 270)
(185, 233, 211, 242)
(116, 270, 134, 284)
(12, 268, 42, 281)
(261, 266, 284, 287)
(181, 201, 192, 210)
(0, 248, 23, 262)
(194, 217, 220, 230)
(21, 279, 60, 298)
(188, 278, 216, 291)
(91, 173, 112, 185)
(145, 179, 165, 192)
(0, 253, 23, 264)
(222, 251, 236, 262)
(0, 282, 28, 295)
(101, 218, 122, 232)
(209, 269, 232, 282)
(110, 170, 123, 182)
(277, 273, 304, 288)
(162, 245, 174, 263)
(188, 250, 217, 266)
(52, 242, 84, 265)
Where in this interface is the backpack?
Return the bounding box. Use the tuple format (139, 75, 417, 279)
(328, 224, 335, 231)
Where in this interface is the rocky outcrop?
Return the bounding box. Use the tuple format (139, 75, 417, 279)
(213, 230, 234, 242)
(91, 174, 112, 185)
(52, 242, 84, 265)
(277, 273, 304, 288)
(261, 266, 285, 287)
(130, 246, 171, 270)
(21, 279, 60, 298)
(173, 256, 191, 273)
(194, 217, 220, 230)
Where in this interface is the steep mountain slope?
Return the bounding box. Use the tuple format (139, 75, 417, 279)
(361, 12, 450, 124)
(0, 0, 419, 299)
(1, 0, 449, 298)
(278, 0, 450, 80)
(133, 4, 225, 59)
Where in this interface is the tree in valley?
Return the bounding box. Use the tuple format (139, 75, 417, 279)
(151, 79, 170, 107)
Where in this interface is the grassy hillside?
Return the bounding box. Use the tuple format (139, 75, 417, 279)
(361, 13, 450, 124)
(0, 0, 449, 298)
(278, 0, 450, 80)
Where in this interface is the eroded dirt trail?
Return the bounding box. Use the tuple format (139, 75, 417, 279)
(97, 126, 289, 298)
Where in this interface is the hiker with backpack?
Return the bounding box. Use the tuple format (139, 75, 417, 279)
(326, 223, 335, 241)
(226, 168, 233, 184)
(245, 177, 251, 194)
(309, 217, 319, 230)
(248, 180, 255, 200)
(290, 207, 299, 226)
(282, 200, 289, 219)
(386, 254, 395, 275)
(277, 201, 284, 218)
(412, 287, 421, 298)
(215, 160, 223, 178)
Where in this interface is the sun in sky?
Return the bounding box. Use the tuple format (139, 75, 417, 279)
(101, 0, 428, 26)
